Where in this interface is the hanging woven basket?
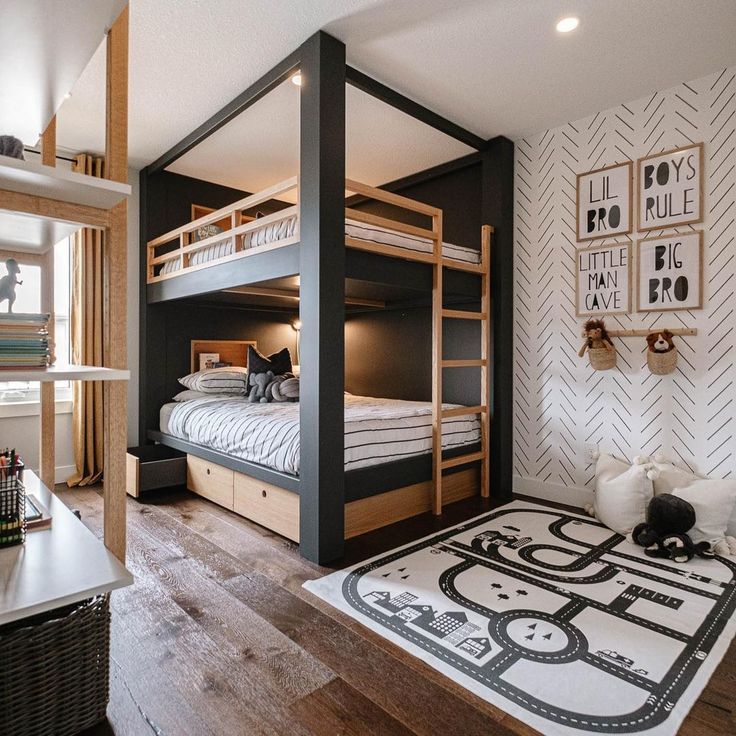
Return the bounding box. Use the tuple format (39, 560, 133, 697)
(588, 346, 617, 371)
(647, 347, 678, 375)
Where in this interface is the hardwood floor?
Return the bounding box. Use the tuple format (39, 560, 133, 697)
(55, 486, 736, 736)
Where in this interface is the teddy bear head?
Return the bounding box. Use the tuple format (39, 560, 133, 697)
(646, 330, 675, 353)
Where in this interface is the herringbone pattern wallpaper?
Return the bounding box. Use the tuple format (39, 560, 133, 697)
(513, 67, 736, 495)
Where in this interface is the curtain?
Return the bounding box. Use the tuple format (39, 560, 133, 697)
(67, 154, 105, 487)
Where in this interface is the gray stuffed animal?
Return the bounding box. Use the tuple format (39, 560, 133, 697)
(0, 136, 24, 160)
(272, 377, 299, 402)
(248, 370, 274, 403)
(0, 259, 23, 313)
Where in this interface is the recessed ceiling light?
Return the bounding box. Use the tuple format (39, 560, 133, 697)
(556, 16, 579, 33)
(291, 73, 302, 86)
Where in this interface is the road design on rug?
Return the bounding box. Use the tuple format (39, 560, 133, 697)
(330, 504, 736, 735)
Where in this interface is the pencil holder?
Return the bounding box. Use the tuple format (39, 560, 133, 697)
(0, 474, 26, 547)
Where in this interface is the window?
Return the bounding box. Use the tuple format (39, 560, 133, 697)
(0, 239, 72, 404)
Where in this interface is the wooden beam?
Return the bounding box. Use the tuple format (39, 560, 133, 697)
(103, 200, 128, 562)
(105, 5, 129, 184)
(0, 188, 110, 229)
(298, 31, 346, 564)
(222, 285, 385, 309)
(41, 116, 56, 167)
(39, 118, 56, 490)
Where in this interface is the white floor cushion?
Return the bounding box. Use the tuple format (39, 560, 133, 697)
(672, 479, 736, 549)
(594, 454, 653, 535)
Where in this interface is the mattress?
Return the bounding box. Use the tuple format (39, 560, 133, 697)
(160, 216, 480, 275)
(160, 394, 481, 475)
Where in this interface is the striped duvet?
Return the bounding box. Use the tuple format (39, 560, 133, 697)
(162, 394, 481, 475)
(160, 217, 480, 275)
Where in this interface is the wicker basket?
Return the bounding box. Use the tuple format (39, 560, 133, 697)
(588, 346, 617, 371)
(648, 346, 678, 375)
(0, 474, 26, 548)
(0, 595, 111, 736)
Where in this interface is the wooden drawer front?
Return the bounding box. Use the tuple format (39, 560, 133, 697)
(187, 455, 234, 510)
(234, 473, 299, 542)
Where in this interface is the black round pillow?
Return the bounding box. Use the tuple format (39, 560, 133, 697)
(646, 494, 695, 536)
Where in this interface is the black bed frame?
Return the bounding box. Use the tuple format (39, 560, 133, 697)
(139, 31, 514, 564)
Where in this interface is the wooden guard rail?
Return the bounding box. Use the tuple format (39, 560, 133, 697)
(147, 177, 446, 283)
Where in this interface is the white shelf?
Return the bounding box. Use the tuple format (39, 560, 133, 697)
(0, 0, 127, 146)
(0, 364, 130, 382)
(0, 156, 131, 253)
(0, 471, 133, 626)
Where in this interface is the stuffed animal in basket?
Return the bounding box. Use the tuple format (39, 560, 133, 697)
(578, 318, 615, 358)
(632, 494, 714, 563)
(645, 330, 678, 375)
(0, 259, 23, 313)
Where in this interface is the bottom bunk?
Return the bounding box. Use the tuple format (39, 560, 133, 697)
(146, 390, 484, 542)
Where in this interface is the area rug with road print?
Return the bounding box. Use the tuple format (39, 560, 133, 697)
(303, 500, 736, 735)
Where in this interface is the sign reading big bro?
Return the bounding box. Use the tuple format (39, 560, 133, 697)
(638, 143, 703, 231)
(576, 162, 633, 242)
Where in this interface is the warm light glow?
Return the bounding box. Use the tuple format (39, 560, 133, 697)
(63, 92, 72, 100)
(556, 16, 579, 33)
(292, 319, 302, 331)
(291, 73, 302, 86)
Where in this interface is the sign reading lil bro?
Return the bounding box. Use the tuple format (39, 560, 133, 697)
(638, 143, 703, 231)
(576, 162, 632, 242)
(576, 242, 631, 316)
(637, 231, 703, 312)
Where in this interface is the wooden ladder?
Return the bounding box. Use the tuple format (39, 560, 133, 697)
(432, 224, 492, 515)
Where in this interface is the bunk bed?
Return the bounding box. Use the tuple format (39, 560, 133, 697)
(139, 30, 514, 564)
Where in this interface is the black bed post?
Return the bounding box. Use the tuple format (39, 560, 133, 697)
(298, 31, 346, 563)
(482, 136, 515, 503)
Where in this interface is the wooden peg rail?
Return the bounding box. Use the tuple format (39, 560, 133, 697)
(607, 328, 697, 337)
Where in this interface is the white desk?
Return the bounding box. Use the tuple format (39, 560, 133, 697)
(0, 471, 132, 626)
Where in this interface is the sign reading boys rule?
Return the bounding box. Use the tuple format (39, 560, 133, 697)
(576, 162, 632, 241)
(638, 143, 703, 231)
(576, 243, 630, 316)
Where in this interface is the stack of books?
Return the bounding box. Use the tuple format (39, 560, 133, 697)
(0, 313, 52, 368)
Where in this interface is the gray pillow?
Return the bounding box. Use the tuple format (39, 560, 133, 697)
(178, 366, 248, 395)
(191, 224, 224, 242)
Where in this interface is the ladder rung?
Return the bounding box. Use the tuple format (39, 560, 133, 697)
(442, 259, 485, 274)
(441, 451, 486, 470)
(442, 359, 487, 368)
(441, 405, 487, 418)
(442, 309, 487, 320)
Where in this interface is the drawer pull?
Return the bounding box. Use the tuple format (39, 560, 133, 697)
(206, 468, 211, 475)
(261, 489, 267, 498)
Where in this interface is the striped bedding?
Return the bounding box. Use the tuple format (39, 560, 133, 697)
(161, 394, 481, 475)
(160, 216, 480, 275)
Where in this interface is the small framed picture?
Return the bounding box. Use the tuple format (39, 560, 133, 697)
(576, 161, 633, 242)
(637, 143, 703, 231)
(637, 231, 703, 312)
(199, 352, 220, 371)
(576, 242, 631, 316)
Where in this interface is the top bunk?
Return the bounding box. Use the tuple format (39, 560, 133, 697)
(146, 175, 489, 304)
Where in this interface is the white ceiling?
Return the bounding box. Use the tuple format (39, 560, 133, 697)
(55, 0, 736, 179)
(166, 79, 473, 195)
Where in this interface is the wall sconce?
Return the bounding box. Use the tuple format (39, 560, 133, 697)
(292, 319, 301, 367)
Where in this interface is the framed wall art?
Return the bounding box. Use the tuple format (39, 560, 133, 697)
(637, 142, 703, 231)
(637, 231, 703, 312)
(576, 241, 631, 316)
(576, 161, 633, 242)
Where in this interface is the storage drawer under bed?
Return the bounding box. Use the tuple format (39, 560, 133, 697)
(234, 472, 300, 542)
(186, 455, 234, 510)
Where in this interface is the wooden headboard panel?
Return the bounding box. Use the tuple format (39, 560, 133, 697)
(190, 339, 256, 372)
(191, 204, 254, 233)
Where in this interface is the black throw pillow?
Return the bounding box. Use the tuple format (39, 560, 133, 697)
(247, 346, 293, 380)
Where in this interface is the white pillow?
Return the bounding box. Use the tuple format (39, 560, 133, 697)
(173, 389, 215, 402)
(650, 457, 736, 539)
(594, 454, 653, 535)
(178, 366, 248, 395)
(672, 479, 736, 549)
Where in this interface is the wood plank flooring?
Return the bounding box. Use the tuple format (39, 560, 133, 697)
(54, 486, 736, 736)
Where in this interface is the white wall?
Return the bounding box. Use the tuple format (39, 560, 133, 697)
(513, 66, 736, 507)
(0, 166, 139, 483)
